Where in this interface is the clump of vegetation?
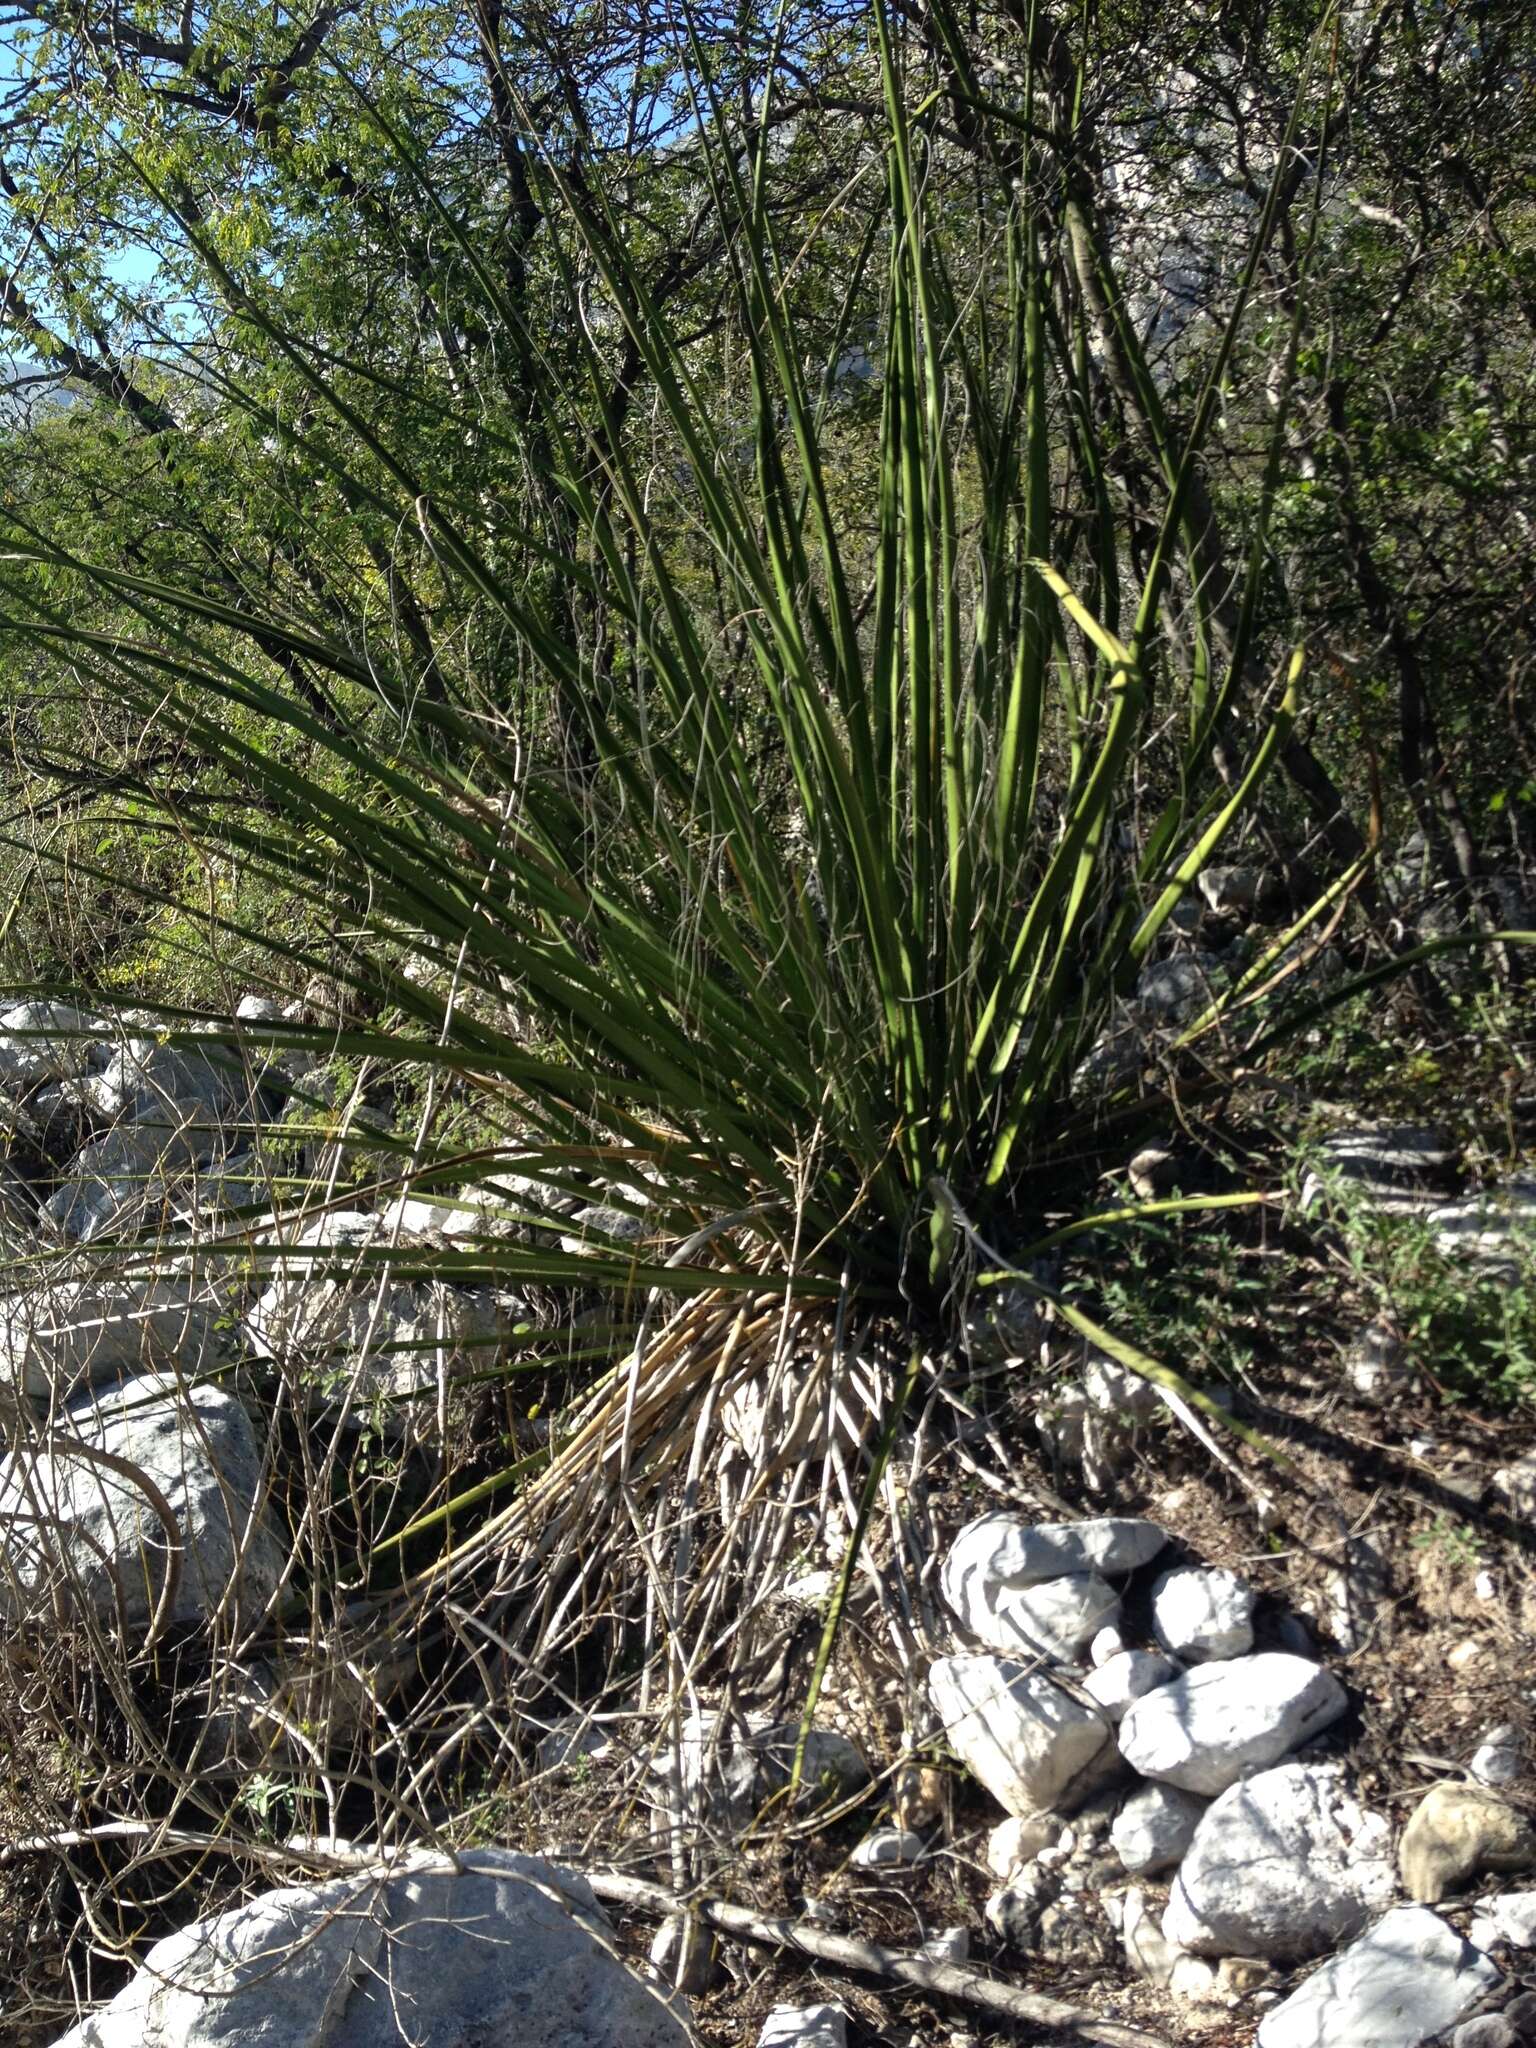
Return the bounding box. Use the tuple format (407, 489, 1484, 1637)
(0, 0, 1529, 2029)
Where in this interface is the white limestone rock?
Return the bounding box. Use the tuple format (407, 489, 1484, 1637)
(1081, 1350, 1163, 1420)
(986, 1812, 1062, 1880)
(1430, 1180, 1536, 1274)
(1089, 1624, 1126, 1667)
(1470, 1725, 1525, 1788)
(1164, 1762, 1396, 1961)
(0, 1372, 285, 1631)
(650, 1714, 867, 1834)
(48, 1848, 689, 2048)
(1117, 1652, 1348, 1795)
(1085, 1649, 1181, 1722)
(1151, 1565, 1256, 1662)
(758, 2009, 847, 2048)
(245, 1211, 515, 1425)
(1470, 1892, 1536, 1951)
(966, 1569, 1122, 1665)
(0, 1269, 233, 1401)
(0, 1001, 109, 1090)
(1121, 1887, 1182, 1984)
(929, 1655, 1114, 1817)
(942, 1512, 1166, 1595)
(1256, 1906, 1499, 2048)
(1111, 1781, 1208, 1876)
(850, 1828, 925, 1869)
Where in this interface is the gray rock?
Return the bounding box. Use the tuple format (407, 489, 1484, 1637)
(1135, 953, 1225, 1025)
(1168, 1953, 1222, 2005)
(48, 1848, 689, 2048)
(536, 1715, 613, 1772)
(245, 1213, 513, 1424)
(928, 1654, 1114, 1816)
(558, 1202, 648, 1256)
(651, 1713, 867, 1834)
(0, 1001, 108, 1090)
(1453, 2017, 1521, 2048)
(0, 1372, 285, 1631)
(942, 1512, 1166, 1591)
(986, 1812, 1062, 1879)
(1085, 1649, 1181, 1721)
(759, 2006, 847, 2048)
(1117, 1653, 1348, 1795)
(1321, 1533, 1390, 1654)
(1301, 1123, 1459, 1214)
(1472, 1726, 1525, 1789)
(89, 1034, 267, 1129)
(1400, 1783, 1536, 1903)
(953, 1566, 1121, 1665)
(1470, 1892, 1536, 1952)
(1111, 1781, 1207, 1876)
(235, 994, 286, 1024)
(1121, 1887, 1182, 1984)
(1089, 1624, 1126, 1667)
(1256, 1906, 1500, 2048)
(1198, 865, 1278, 917)
(0, 1270, 232, 1400)
(917, 1926, 969, 1964)
(1164, 1762, 1395, 1961)
(850, 1827, 926, 1869)
(1151, 1566, 1255, 1662)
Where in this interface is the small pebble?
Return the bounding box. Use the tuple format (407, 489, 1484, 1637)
(918, 1926, 970, 1964)
(1471, 1725, 1524, 1787)
(851, 1827, 926, 1869)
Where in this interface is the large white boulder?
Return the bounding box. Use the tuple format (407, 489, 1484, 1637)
(47, 1849, 689, 2047)
(1151, 1566, 1255, 1662)
(0, 1372, 285, 1630)
(1117, 1652, 1347, 1795)
(1256, 1906, 1499, 2048)
(928, 1654, 1114, 1816)
(1164, 1762, 1396, 1960)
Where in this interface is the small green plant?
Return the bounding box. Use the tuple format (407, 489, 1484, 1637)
(1410, 1515, 1483, 1573)
(1305, 1156, 1536, 1408)
(235, 1772, 298, 1841)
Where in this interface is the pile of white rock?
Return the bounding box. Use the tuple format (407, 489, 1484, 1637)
(928, 1510, 1536, 2048)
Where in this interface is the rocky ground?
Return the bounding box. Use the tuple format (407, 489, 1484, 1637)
(0, 887, 1534, 2045)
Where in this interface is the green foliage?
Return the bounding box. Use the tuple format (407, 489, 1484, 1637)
(1318, 1165, 1536, 1411)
